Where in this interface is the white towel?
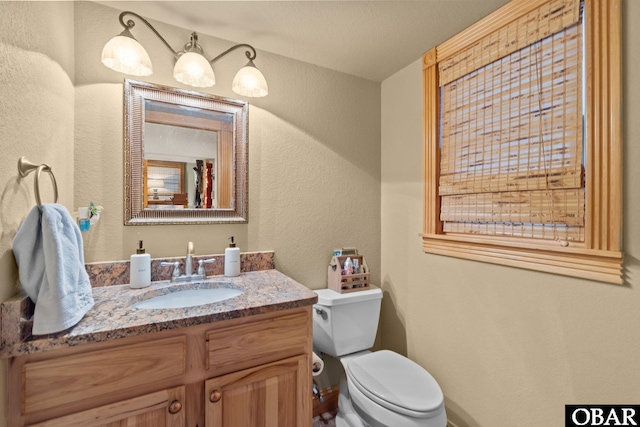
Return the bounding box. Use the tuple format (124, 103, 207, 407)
(12, 204, 94, 335)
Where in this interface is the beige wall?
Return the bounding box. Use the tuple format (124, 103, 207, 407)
(73, 2, 381, 289)
(380, 1, 640, 426)
(0, 3, 75, 426)
(0, 2, 380, 425)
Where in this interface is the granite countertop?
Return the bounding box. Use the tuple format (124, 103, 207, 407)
(0, 269, 317, 358)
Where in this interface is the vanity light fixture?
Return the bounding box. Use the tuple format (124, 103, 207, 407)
(101, 11, 268, 97)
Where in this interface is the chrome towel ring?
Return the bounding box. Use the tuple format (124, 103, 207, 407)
(18, 157, 59, 206)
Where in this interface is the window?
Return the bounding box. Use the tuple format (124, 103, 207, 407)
(422, 0, 622, 283)
(144, 160, 185, 207)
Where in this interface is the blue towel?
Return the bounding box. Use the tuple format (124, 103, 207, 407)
(12, 204, 94, 335)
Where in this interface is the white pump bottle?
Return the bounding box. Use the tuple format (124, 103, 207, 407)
(130, 240, 151, 288)
(224, 236, 240, 277)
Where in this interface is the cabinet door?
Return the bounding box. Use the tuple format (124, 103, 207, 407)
(28, 386, 185, 427)
(205, 355, 311, 427)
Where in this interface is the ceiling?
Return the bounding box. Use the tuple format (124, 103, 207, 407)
(96, 0, 511, 82)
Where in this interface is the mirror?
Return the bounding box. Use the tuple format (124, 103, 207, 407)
(124, 79, 248, 224)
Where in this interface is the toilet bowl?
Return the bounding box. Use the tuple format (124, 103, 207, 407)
(313, 287, 447, 427)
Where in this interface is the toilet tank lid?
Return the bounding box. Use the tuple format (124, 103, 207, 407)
(314, 286, 382, 306)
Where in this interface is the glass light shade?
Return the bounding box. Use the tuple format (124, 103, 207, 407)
(232, 61, 268, 97)
(101, 34, 152, 76)
(173, 52, 215, 88)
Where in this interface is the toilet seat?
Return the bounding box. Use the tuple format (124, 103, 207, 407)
(345, 350, 444, 418)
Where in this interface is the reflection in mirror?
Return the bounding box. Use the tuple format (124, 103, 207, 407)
(143, 100, 232, 210)
(124, 79, 248, 224)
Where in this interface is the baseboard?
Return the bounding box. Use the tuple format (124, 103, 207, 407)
(313, 385, 340, 417)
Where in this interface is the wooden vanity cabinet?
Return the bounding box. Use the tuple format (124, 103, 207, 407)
(6, 307, 312, 427)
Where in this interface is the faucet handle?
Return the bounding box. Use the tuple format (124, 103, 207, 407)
(197, 258, 216, 276)
(161, 261, 181, 278)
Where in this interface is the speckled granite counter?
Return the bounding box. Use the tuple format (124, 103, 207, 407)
(0, 269, 317, 358)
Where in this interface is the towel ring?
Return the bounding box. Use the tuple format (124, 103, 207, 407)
(18, 157, 59, 206)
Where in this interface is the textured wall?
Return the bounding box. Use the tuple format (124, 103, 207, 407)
(74, 1, 381, 289)
(380, 1, 640, 426)
(0, 3, 75, 426)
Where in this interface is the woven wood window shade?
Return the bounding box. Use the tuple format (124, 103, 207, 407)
(422, 0, 622, 284)
(438, 0, 583, 242)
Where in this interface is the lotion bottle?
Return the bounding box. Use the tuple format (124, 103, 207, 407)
(224, 236, 240, 277)
(130, 240, 151, 288)
(343, 257, 353, 275)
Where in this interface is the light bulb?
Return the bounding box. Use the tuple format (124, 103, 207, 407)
(101, 32, 152, 76)
(232, 60, 268, 97)
(173, 52, 215, 88)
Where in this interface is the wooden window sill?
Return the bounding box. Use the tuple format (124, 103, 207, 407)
(422, 233, 623, 284)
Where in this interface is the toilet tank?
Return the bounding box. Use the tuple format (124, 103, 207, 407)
(312, 287, 382, 357)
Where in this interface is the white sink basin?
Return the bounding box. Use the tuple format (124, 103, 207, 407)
(134, 288, 243, 309)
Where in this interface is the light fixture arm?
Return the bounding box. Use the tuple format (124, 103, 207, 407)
(117, 11, 180, 57)
(104, 11, 268, 95)
(209, 43, 257, 65)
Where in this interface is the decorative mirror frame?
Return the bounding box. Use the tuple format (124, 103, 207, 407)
(124, 79, 248, 225)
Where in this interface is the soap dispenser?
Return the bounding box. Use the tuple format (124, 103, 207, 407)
(130, 240, 151, 289)
(224, 236, 240, 277)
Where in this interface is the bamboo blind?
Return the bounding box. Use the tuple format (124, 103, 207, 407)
(438, 11, 584, 241)
(438, 0, 581, 86)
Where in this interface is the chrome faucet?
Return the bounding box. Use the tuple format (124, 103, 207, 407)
(160, 242, 215, 283)
(185, 241, 194, 277)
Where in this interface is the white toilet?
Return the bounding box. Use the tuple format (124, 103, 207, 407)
(313, 286, 447, 427)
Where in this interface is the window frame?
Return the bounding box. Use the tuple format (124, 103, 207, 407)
(422, 0, 623, 284)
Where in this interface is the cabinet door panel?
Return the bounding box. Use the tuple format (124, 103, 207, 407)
(205, 355, 310, 427)
(28, 386, 185, 427)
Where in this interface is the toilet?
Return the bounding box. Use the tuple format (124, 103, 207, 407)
(313, 286, 447, 427)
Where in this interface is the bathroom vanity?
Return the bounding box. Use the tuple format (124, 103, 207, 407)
(1, 269, 317, 427)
